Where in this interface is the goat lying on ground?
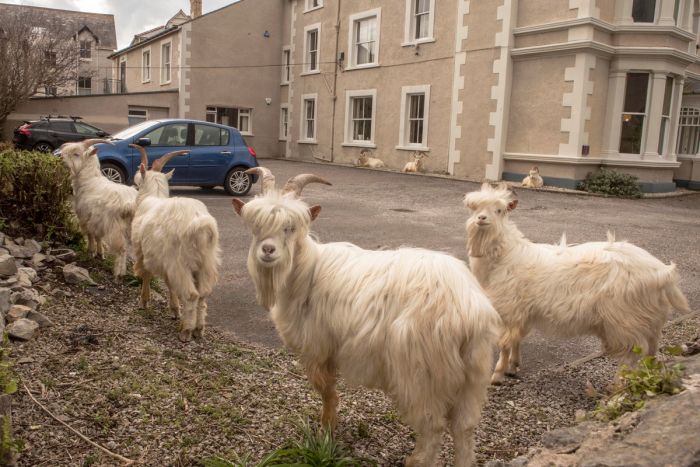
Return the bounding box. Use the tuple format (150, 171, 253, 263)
(355, 149, 385, 168)
(402, 151, 428, 173)
(521, 166, 544, 188)
(464, 183, 689, 384)
(131, 145, 220, 342)
(232, 168, 501, 467)
(60, 139, 137, 278)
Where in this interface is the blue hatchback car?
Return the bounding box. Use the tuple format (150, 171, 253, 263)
(86, 119, 258, 196)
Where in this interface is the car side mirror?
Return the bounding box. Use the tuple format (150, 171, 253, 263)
(136, 137, 151, 147)
(96, 131, 108, 137)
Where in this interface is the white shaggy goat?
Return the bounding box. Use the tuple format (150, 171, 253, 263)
(463, 183, 690, 384)
(402, 151, 428, 173)
(60, 139, 137, 278)
(355, 149, 385, 168)
(232, 167, 501, 467)
(521, 166, 544, 188)
(130, 145, 221, 342)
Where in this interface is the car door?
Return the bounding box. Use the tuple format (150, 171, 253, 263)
(132, 122, 190, 183)
(188, 124, 231, 184)
(74, 122, 107, 139)
(49, 121, 81, 146)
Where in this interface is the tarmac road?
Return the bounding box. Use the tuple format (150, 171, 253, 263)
(170, 158, 700, 374)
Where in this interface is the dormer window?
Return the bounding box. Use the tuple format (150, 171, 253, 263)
(80, 40, 92, 59)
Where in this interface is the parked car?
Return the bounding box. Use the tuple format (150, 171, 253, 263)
(13, 116, 109, 153)
(59, 119, 259, 196)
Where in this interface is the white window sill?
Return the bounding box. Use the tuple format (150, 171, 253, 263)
(401, 37, 436, 47)
(396, 145, 429, 152)
(281, 81, 289, 86)
(304, 5, 323, 13)
(240, 132, 254, 137)
(299, 139, 318, 144)
(279, 137, 288, 142)
(300, 70, 321, 76)
(79, 58, 93, 62)
(160, 80, 172, 86)
(345, 63, 380, 71)
(342, 142, 376, 149)
(142, 79, 151, 84)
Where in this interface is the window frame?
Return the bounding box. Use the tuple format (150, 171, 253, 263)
(160, 40, 172, 85)
(79, 39, 92, 60)
(347, 8, 381, 70)
(300, 93, 318, 143)
(304, 0, 323, 13)
(403, 0, 436, 46)
(658, 76, 674, 155)
(397, 84, 430, 151)
(280, 104, 289, 141)
(303, 23, 321, 75)
(343, 89, 377, 148)
(631, 0, 659, 23)
(677, 106, 700, 155)
(128, 108, 148, 127)
(205, 106, 253, 136)
(281, 46, 291, 84)
(142, 47, 151, 83)
(619, 72, 652, 155)
(77, 76, 92, 95)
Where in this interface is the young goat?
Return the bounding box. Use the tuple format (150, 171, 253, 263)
(131, 145, 221, 342)
(521, 166, 544, 188)
(60, 139, 137, 278)
(464, 183, 689, 384)
(233, 168, 501, 467)
(402, 151, 428, 173)
(355, 149, 385, 168)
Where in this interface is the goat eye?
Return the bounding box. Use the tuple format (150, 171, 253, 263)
(496, 209, 502, 214)
(284, 226, 295, 234)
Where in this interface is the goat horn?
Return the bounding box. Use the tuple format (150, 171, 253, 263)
(245, 167, 276, 194)
(81, 139, 111, 147)
(128, 144, 149, 168)
(151, 150, 189, 172)
(282, 174, 332, 197)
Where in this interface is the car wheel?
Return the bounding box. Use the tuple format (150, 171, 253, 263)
(101, 162, 126, 184)
(33, 142, 53, 153)
(224, 167, 252, 196)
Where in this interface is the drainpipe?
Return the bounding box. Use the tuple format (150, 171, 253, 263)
(329, 0, 342, 163)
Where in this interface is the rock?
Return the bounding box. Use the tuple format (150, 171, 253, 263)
(31, 253, 47, 267)
(0, 276, 18, 288)
(17, 267, 38, 283)
(6, 318, 39, 340)
(0, 287, 10, 315)
(63, 263, 96, 285)
(0, 247, 8, 256)
(0, 254, 17, 277)
(51, 248, 77, 263)
(24, 239, 42, 255)
(17, 357, 35, 364)
(10, 288, 39, 310)
(14, 237, 24, 246)
(6, 304, 31, 322)
(0, 232, 4, 245)
(26, 310, 53, 328)
(5, 244, 36, 259)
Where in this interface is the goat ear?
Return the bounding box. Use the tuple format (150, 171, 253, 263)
(139, 163, 146, 177)
(309, 205, 322, 221)
(164, 169, 175, 180)
(507, 199, 518, 211)
(232, 198, 246, 216)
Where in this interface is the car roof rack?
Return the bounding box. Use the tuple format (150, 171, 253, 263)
(39, 115, 83, 121)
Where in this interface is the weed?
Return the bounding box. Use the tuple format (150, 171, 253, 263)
(590, 346, 685, 421)
(355, 420, 370, 439)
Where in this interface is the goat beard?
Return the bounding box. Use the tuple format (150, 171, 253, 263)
(248, 252, 293, 310)
(466, 221, 500, 258)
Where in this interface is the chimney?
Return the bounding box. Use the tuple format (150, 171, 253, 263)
(190, 0, 202, 18)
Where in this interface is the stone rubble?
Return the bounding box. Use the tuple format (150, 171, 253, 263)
(0, 231, 77, 342)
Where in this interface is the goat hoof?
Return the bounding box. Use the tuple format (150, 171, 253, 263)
(490, 374, 505, 385)
(505, 370, 520, 378)
(178, 330, 193, 342)
(193, 328, 204, 339)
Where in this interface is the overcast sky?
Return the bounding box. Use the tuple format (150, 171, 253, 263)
(0, 0, 237, 49)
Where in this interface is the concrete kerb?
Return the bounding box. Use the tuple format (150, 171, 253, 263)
(259, 157, 700, 199)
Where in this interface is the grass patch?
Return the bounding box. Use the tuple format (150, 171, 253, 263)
(589, 346, 685, 421)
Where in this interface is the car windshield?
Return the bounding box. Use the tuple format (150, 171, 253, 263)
(109, 121, 157, 141)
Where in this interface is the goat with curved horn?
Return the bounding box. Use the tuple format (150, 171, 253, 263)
(81, 139, 112, 148)
(129, 143, 149, 167)
(245, 167, 276, 194)
(152, 150, 189, 172)
(282, 174, 332, 197)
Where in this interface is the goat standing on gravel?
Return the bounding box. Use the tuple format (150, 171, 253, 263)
(463, 183, 689, 384)
(232, 167, 501, 467)
(60, 139, 137, 279)
(130, 145, 221, 342)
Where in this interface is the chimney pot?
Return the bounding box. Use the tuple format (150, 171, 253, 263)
(190, 0, 202, 18)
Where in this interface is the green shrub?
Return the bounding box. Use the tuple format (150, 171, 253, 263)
(577, 168, 642, 198)
(590, 347, 685, 421)
(0, 148, 80, 243)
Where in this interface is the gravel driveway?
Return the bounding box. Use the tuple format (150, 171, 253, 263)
(170, 158, 700, 374)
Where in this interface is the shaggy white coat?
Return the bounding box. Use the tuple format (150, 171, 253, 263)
(235, 190, 501, 467)
(355, 150, 385, 168)
(521, 167, 544, 188)
(60, 141, 137, 278)
(132, 169, 220, 342)
(402, 152, 426, 173)
(464, 183, 689, 383)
